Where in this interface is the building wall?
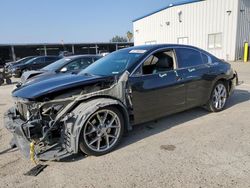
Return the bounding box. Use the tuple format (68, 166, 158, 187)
(133, 0, 239, 61)
(235, 0, 250, 60)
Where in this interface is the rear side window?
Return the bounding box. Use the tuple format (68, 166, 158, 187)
(176, 48, 203, 68)
(201, 53, 212, 64)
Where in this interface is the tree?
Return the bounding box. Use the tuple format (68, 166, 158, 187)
(110, 36, 128, 43)
(127, 31, 133, 42)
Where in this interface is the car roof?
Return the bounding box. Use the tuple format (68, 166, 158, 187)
(64, 54, 102, 59)
(33, 55, 59, 58)
(124, 44, 202, 52)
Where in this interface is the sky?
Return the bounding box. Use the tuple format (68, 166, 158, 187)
(0, 0, 184, 44)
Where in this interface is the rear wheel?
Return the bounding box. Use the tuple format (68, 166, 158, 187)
(206, 81, 228, 112)
(79, 106, 124, 156)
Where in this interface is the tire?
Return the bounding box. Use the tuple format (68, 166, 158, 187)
(206, 81, 228, 112)
(0, 78, 4, 86)
(14, 72, 22, 78)
(5, 78, 12, 85)
(79, 106, 124, 156)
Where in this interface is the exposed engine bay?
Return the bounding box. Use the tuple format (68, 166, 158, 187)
(5, 72, 132, 161)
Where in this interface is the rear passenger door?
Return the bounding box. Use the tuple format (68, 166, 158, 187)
(175, 48, 211, 108)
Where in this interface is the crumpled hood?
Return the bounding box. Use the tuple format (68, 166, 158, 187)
(13, 73, 112, 100)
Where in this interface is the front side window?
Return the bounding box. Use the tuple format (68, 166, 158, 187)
(79, 57, 93, 69)
(31, 57, 44, 64)
(64, 57, 93, 71)
(175, 48, 203, 68)
(64, 59, 82, 71)
(140, 50, 175, 75)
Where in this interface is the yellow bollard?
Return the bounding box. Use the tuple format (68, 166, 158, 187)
(30, 142, 37, 164)
(244, 42, 249, 63)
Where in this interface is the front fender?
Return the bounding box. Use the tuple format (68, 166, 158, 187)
(64, 98, 130, 153)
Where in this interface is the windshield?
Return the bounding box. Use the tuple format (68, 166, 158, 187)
(24, 57, 38, 65)
(42, 58, 72, 71)
(16, 56, 34, 64)
(79, 49, 145, 76)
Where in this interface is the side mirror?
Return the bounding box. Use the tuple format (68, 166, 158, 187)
(60, 67, 67, 72)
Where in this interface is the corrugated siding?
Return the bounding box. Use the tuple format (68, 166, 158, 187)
(236, 0, 250, 60)
(133, 0, 239, 61)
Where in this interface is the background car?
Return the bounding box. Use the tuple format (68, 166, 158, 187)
(0, 58, 5, 68)
(10, 56, 61, 78)
(20, 54, 102, 84)
(5, 56, 36, 70)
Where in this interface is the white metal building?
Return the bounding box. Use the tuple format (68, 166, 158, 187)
(133, 0, 250, 61)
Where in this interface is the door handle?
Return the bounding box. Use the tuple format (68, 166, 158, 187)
(159, 73, 167, 78)
(188, 68, 196, 72)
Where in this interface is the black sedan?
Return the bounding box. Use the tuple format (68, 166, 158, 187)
(0, 58, 5, 68)
(5, 44, 237, 160)
(5, 56, 36, 69)
(10, 56, 60, 77)
(20, 55, 102, 84)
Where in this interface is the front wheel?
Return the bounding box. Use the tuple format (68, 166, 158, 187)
(206, 81, 228, 112)
(0, 78, 4, 86)
(79, 106, 124, 156)
(5, 78, 12, 85)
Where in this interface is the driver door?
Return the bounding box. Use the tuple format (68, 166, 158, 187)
(129, 49, 186, 124)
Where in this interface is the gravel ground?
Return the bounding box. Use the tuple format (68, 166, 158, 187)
(0, 62, 250, 188)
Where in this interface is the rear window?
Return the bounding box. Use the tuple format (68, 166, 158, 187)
(176, 48, 203, 68)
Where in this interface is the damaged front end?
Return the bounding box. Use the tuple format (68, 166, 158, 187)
(5, 93, 80, 161)
(4, 72, 131, 161)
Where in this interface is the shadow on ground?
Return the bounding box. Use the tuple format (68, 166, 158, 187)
(119, 89, 250, 149)
(0, 148, 18, 155)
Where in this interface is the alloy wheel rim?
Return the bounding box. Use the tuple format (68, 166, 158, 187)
(212, 84, 227, 110)
(83, 109, 121, 152)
